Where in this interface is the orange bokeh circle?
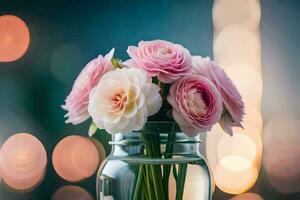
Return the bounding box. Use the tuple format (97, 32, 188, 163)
(0, 15, 30, 62)
(0, 133, 47, 191)
(52, 135, 102, 182)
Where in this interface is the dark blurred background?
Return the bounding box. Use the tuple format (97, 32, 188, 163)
(0, 0, 299, 200)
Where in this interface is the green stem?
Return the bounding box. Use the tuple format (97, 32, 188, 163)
(150, 166, 163, 200)
(158, 80, 164, 97)
(133, 165, 144, 200)
(152, 133, 165, 196)
(142, 133, 165, 200)
(133, 128, 171, 200)
(173, 164, 178, 182)
(141, 179, 149, 200)
(176, 163, 188, 200)
(144, 165, 154, 200)
(163, 123, 176, 198)
(148, 135, 165, 200)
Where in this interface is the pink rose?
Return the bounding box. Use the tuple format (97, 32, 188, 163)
(126, 40, 192, 83)
(192, 56, 245, 135)
(167, 75, 223, 136)
(62, 48, 115, 125)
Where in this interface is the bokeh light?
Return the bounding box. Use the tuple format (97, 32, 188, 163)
(225, 65, 262, 109)
(0, 15, 30, 62)
(207, 126, 260, 194)
(214, 159, 258, 194)
(169, 165, 211, 200)
(228, 109, 263, 164)
(217, 133, 257, 165)
(0, 133, 47, 191)
(238, 108, 263, 135)
(230, 193, 263, 200)
(214, 25, 261, 69)
(210, 0, 262, 195)
(206, 124, 225, 168)
(52, 135, 103, 182)
(52, 185, 93, 200)
(213, 0, 261, 34)
(263, 115, 300, 193)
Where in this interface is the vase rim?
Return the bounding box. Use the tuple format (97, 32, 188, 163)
(110, 132, 201, 146)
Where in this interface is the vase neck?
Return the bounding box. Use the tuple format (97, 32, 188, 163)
(109, 122, 201, 157)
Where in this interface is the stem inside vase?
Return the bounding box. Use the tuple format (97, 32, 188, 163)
(133, 126, 188, 200)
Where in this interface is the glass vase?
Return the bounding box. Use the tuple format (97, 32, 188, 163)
(96, 122, 213, 200)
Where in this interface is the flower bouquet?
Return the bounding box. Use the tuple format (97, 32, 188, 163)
(62, 40, 244, 200)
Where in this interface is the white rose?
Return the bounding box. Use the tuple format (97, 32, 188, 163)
(88, 68, 162, 134)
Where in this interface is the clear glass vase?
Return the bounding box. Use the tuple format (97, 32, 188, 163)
(97, 122, 213, 200)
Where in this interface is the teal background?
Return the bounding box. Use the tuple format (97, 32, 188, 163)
(0, 0, 300, 199)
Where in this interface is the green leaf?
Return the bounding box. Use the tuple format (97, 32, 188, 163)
(112, 58, 122, 68)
